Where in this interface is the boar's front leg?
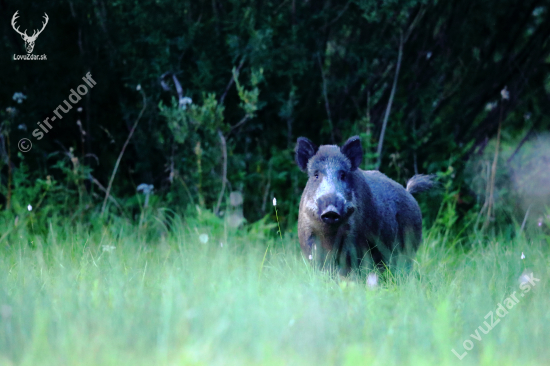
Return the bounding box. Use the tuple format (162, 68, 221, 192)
(335, 231, 359, 275)
(303, 233, 338, 271)
(300, 231, 321, 262)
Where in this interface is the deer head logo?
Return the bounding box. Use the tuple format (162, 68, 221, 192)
(11, 11, 49, 54)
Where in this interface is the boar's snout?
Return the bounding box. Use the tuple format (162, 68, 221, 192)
(316, 194, 356, 226)
(321, 205, 341, 224)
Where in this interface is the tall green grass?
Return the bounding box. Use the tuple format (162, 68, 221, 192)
(0, 211, 548, 365)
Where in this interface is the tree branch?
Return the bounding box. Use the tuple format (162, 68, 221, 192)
(376, 32, 403, 170)
(214, 129, 227, 216)
(219, 58, 245, 105)
(507, 125, 534, 164)
(101, 91, 147, 215)
(323, 1, 352, 30)
(317, 53, 335, 144)
(90, 174, 125, 214)
(482, 101, 504, 231)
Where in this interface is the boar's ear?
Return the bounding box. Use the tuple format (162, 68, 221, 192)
(295, 137, 318, 172)
(341, 136, 363, 171)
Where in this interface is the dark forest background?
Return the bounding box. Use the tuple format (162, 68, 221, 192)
(1, 0, 549, 234)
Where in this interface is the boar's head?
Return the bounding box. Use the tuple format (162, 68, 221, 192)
(295, 136, 363, 226)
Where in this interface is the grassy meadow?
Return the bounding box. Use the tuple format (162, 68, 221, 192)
(0, 210, 548, 366)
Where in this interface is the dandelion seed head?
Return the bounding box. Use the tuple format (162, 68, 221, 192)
(199, 234, 209, 244)
(229, 191, 243, 206)
(366, 273, 378, 289)
(518, 270, 534, 286)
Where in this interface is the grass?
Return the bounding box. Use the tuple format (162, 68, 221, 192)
(0, 210, 549, 366)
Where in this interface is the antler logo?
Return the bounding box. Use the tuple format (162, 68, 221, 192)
(11, 10, 49, 54)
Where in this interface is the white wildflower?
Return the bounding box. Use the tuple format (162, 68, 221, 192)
(521, 252, 525, 260)
(485, 101, 497, 112)
(102, 245, 116, 252)
(12, 92, 27, 104)
(137, 183, 154, 207)
(179, 96, 193, 110)
(273, 197, 277, 206)
(199, 234, 208, 244)
(136, 183, 154, 195)
(308, 254, 312, 260)
(136, 84, 141, 91)
(533, 7, 544, 17)
(500, 86, 509, 100)
(27, 204, 32, 211)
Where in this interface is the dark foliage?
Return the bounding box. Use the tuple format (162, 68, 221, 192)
(1, 0, 549, 230)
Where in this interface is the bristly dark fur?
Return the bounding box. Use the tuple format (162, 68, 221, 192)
(406, 174, 437, 195)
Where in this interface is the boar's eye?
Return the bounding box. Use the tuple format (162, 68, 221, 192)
(314, 172, 319, 179)
(339, 171, 346, 181)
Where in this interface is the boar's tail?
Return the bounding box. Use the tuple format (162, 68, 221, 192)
(406, 174, 436, 195)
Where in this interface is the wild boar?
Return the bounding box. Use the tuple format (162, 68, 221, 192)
(295, 136, 434, 273)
